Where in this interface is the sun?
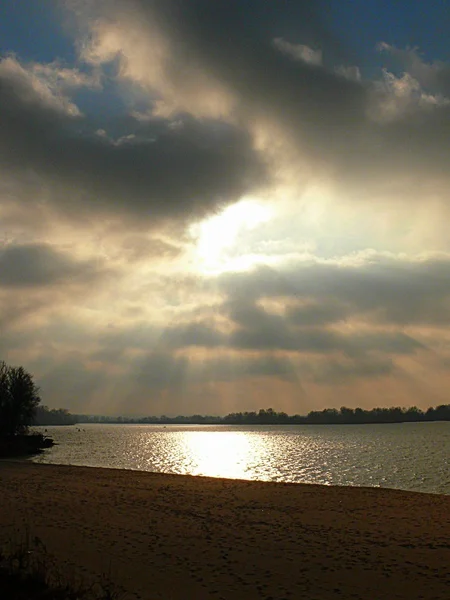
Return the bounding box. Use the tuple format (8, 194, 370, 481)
(190, 198, 273, 274)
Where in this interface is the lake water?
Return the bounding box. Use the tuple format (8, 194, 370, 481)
(32, 422, 450, 495)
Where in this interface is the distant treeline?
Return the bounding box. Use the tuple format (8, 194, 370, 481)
(33, 406, 78, 426)
(74, 413, 223, 425)
(71, 405, 450, 425)
(223, 405, 450, 424)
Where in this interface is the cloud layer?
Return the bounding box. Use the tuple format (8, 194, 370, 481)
(1, 0, 450, 414)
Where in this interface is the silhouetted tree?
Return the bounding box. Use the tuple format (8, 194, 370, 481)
(0, 361, 41, 436)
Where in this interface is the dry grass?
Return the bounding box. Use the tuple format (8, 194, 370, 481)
(0, 525, 129, 600)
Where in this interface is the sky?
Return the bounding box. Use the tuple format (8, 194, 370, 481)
(2, 0, 450, 416)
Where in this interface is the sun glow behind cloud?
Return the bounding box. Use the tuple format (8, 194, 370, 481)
(190, 198, 273, 274)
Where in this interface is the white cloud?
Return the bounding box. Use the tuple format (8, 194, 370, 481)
(378, 42, 450, 95)
(370, 68, 449, 123)
(0, 56, 84, 116)
(31, 60, 102, 91)
(79, 15, 236, 120)
(273, 38, 322, 66)
(335, 65, 361, 81)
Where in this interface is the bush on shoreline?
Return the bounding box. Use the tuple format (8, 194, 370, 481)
(0, 432, 54, 458)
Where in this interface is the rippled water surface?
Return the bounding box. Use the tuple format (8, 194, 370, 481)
(32, 422, 450, 494)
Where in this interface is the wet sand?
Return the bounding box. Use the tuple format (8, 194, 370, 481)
(0, 461, 449, 599)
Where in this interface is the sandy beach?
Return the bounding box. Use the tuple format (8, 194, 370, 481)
(0, 462, 449, 599)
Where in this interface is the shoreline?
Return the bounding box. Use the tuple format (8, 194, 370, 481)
(5, 458, 450, 497)
(1, 461, 449, 599)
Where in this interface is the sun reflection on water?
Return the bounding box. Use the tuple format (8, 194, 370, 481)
(31, 423, 450, 494)
(182, 431, 258, 479)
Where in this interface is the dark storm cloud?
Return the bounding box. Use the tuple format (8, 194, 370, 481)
(220, 354, 296, 381)
(285, 302, 349, 327)
(0, 293, 50, 330)
(113, 0, 450, 197)
(312, 356, 395, 384)
(133, 351, 188, 390)
(133, 0, 367, 146)
(119, 236, 182, 262)
(120, 299, 422, 357)
(95, 323, 160, 356)
(162, 322, 227, 348)
(97, 320, 397, 393)
(131, 349, 297, 390)
(91, 322, 225, 364)
(38, 358, 108, 404)
(218, 254, 450, 327)
(88, 251, 450, 386)
(0, 61, 265, 224)
(226, 304, 421, 355)
(4, 0, 450, 230)
(0, 243, 103, 287)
